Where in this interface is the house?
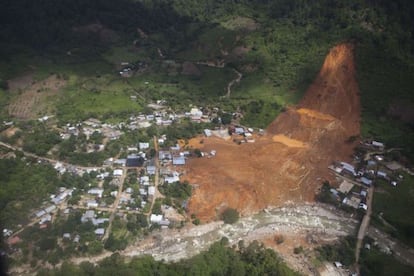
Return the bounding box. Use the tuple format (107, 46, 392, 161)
(88, 188, 104, 198)
(360, 190, 368, 198)
(39, 214, 52, 224)
(164, 172, 180, 184)
(140, 176, 150, 184)
(35, 210, 46, 218)
(95, 228, 105, 236)
(147, 165, 156, 175)
(234, 127, 245, 135)
(127, 147, 138, 152)
(159, 151, 172, 160)
(170, 144, 180, 151)
(150, 214, 163, 223)
(139, 188, 147, 196)
(139, 142, 150, 150)
(372, 141, 384, 149)
(113, 169, 123, 177)
(114, 159, 127, 166)
(73, 235, 80, 243)
(377, 171, 387, 178)
(63, 233, 71, 239)
(87, 200, 99, 208)
(148, 186, 155, 196)
(126, 154, 144, 167)
(172, 156, 186, 165)
(204, 129, 212, 137)
(360, 177, 372, 186)
(340, 162, 356, 176)
(81, 210, 96, 223)
(44, 205, 57, 214)
(342, 196, 361, 208)
(93, 218, 109, 226)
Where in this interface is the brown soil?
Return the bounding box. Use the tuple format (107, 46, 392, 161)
(185, 43, 360, 222)
(8, 74, 66, 119)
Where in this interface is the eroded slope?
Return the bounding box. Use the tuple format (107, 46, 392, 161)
(185, 43, 360, 221)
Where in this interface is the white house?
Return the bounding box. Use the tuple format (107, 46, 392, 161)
(113, 169, 123, 177)
(150, 214, 163, 223)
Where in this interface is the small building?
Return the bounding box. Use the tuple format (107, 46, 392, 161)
(360, 190, 368, 198)
(139, 142, 150, 150)
(35, 210, 46, 218)
(95, 228, 105, 236)
(87, 200, 99, 208)
(164, 172, 180, 184)
(73, 235, 80, 243)
(81, 210, 95, 223)
(114, 159, 127, 167)
(204, 129, 212, 137)
(159, 151, 172, 160)
(113, 169, 123, 177)
(147, 165, 156, 175)
(377, 171, 387, 178)
(172, 156, 186, 165)
(340, 162, 356, 176)
(126, 154, 144, 167)
(88, 188, 104, 198)
(170, 144, 180, 151)
(150, 214, 163, 224)
(140, 176, 150, 184)
(372, 141, 384, 149)
(44, 205, 57, 214)
(234, 127, 245, 135)
(148, 186, 155, 196)
(360, 177, 372, 187)
(342, 196, 361, 209)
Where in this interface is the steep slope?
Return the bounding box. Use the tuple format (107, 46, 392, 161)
(185, 43, 360, 221)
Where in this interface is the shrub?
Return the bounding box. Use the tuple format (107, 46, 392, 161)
(221, 208, 239, 224)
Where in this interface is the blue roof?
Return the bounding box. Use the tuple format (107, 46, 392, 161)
(361, 177, 372, 186)
(172, 156, 185, 165)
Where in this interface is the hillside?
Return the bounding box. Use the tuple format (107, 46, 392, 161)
(186, 43, 360, 221)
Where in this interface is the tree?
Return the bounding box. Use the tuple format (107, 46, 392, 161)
(221, 208, 239, 224)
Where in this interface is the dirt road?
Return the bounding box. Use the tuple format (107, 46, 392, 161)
(102, 168, 126, 241)
(355, 185, 374, 266)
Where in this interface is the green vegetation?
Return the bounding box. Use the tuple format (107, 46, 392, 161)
(1, 0, 414, 150)
(0, 158, 61, 226)
(372, 173, 414, 248)
(159, 181, 192, 201)
(38, 240, 299, 276)
(316, 236, 356, 266)
(221, 207, 240, 224)
(360, 246, 414, 276)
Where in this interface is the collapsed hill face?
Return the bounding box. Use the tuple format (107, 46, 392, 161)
(185, 43, 360, 222)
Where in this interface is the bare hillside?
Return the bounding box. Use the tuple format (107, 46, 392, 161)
(185, 43, 360, 221)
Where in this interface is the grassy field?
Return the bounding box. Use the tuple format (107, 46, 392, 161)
(372, 173, 414, 248)
(360, 246, 414, 275)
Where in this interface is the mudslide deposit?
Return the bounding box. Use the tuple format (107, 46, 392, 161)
(185, 43, 360, 221)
